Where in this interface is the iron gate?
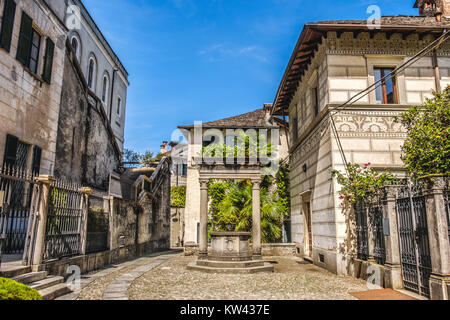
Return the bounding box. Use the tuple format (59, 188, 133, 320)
(0, 165, 36, 258)
(396, 183, 432, 298)
(44, 180, 83, 261)
(354, 200, 369, 261)
(372, 205, 386, 265)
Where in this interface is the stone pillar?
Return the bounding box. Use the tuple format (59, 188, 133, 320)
(422, 176, 450, 300)
(199, 179, 209, 260)
(79, 187, 94, 255)
(32, 175, 55, 268)
(252, 179, 262, 260)
(382, 186, 403, 289)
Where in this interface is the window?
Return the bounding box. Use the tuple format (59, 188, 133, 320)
(0, 0, 16, 52)
(71, 37, 78, 54)
(374, 67, 398, 104)
(70, 34, 81, 61)
(16, 12, 42, 75)
(3, 134, 29, 170)
(117, 96, 121, 116)
(42, 38, 54, 83)
(102, 75, 109, 103)
(312, 86, 319, 117)
(87, 58, 95, 89)
(181, 164, 187, 177)
(292, 113, 298, 142)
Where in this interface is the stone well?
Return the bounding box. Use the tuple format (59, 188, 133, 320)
(187, 232, 274, 274)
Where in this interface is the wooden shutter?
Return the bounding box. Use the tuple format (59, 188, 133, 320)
(3, 134, 18, 166)
(42, 38, 54, 83)
(16, 12, 33, 67)
(0, 0, 16, 52)
(31, 145, 42, 175)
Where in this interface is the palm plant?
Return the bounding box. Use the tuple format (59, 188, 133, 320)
(213, 181, 287, 243)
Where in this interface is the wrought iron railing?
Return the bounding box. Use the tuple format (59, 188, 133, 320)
(444, 180, 450, 243)
(372, 205, 386, 265)
(354, 200, 369, 261)
(44, 180, 83, 261)
(396, 183, 432, 298)
(0, 164, 36, 256)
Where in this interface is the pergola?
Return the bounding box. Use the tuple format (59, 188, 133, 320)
(197, 164, 263, 260)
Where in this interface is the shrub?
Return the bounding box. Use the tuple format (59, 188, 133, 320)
(396, 87, 450, 177)
(0, 278, 42, 300)
(170, 186, 187, 208)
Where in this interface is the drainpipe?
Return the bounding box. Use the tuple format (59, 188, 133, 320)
(109, 69, 117, 124)
(432, 50, 441, 93)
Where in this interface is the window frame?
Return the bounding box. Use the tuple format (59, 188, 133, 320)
(87, 55, 97, 90)
(374, 67, 399, 104)
(101, 73, 109, 104)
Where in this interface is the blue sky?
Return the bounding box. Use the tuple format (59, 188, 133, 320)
(82, 0, 417, 155)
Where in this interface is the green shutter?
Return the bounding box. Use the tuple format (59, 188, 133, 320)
(3, 134, 18, 166)
(0, 0, 16, 52)
(42, 38, 54, 83)
(31, 145, 42, 175)
(16, 11, 32, 67)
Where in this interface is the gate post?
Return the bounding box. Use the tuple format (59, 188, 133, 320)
(382, 185, 403, 289)
(422, 176, 450, 300)
(79, 187, 94, 255)
(31, 175, 55, 269)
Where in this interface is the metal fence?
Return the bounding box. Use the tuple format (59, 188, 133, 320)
(43, 180, 83, 261)
(0, 165, 36, 257)
(372, 205, 386, 265)
(444, 182, 450, 242)
(396, 183, 432, 298)
(354, 200, 369, 261)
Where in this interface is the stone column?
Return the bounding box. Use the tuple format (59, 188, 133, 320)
(382, 185, 403, 289)
(252, 179, 262, 260)
(199, 179, 209, 260)
(79, 187, 94, 255)
(32, 175, 55, 268)
(422, 176, 450, 300)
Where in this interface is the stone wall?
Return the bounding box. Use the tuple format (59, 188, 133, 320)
(54, 45, 121, 191)
(0, 0, 66, 174)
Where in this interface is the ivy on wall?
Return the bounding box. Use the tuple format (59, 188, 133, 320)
(171, 186, 187, 208)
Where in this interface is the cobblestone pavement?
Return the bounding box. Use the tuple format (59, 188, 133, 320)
(128, 255, 369, 300)
(65, 253, 370, 300)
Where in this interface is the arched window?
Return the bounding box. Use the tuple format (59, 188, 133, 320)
(101, 74, 109, 104)
(70, 33, 81, 61)
(87, 57, 96, 89)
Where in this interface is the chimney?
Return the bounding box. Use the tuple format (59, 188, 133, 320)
(160, 141, 168, 154)
(414, 0, 449, 20)
(264, 103, 273, 123)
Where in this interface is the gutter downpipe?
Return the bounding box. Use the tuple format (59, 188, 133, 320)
(109, 69, 117, 125)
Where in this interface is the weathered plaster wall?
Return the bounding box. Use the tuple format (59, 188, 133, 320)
(67, 0, 128, 151)
(54, 47, 120, 190)
(0, 0, 66, 174)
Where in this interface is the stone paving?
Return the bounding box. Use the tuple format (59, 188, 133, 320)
(63, 252, 370, 300)
(129, 255, 369, 300)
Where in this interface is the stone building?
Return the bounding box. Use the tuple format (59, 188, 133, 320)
(178, 105, 289, 244)
(0, 0, 67, 175)
(167, 141, 188, 248)
(66, 0, 128, 152)
(271, 1, 450, 277)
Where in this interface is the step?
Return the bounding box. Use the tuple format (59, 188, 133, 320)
(0, 265, 31, 278)
(38, 283, 72, 301)
(187, 262, 274, 274)
(29, 276, 64, 291)
(197, 260, 265, 268)
(12, 271, 48, 284)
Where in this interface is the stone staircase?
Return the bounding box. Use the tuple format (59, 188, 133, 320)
(11, 271, 72, 300)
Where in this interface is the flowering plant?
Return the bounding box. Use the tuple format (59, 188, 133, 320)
(332, 163, 396, 211)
